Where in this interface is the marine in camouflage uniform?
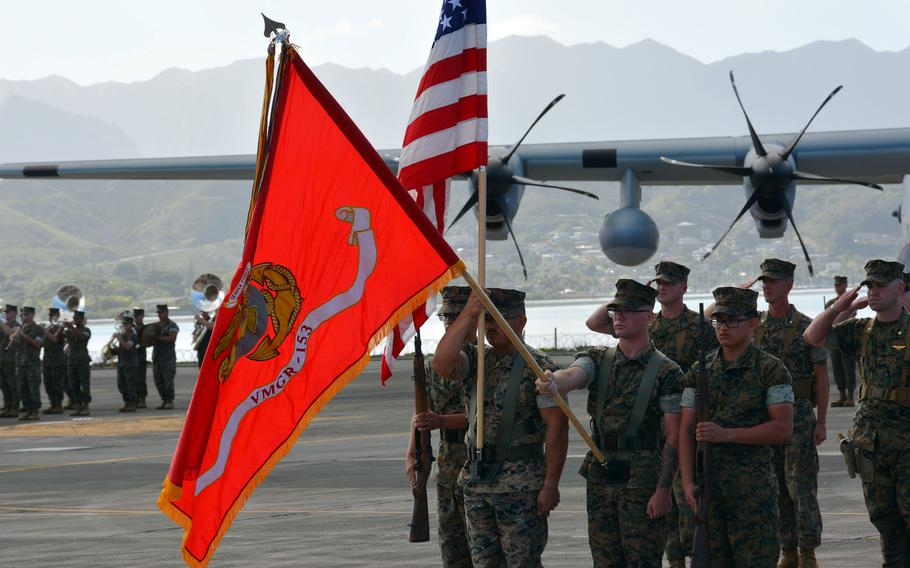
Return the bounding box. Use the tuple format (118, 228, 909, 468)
(133, 308, 149, 408)
(152, 304, 180, 409)
(680, 287, 795, 568)
(432, 288, 568, 568)
(115, 317, 140, 412)
(753, 259, 827, 567)
(64, 310, 93, 416)
(42, 307, 67, 414)
(826, 276, 858, 407)
(651, 261, 719, 567)
(546, 279, 683, 568)
(14, 307, 46, 420)
(807, 260, 910, 567)
(408, 286, 471, 567)
(0, 304, 20, 417)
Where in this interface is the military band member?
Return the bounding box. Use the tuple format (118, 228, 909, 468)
(64, 310, 92, 416)
(0, 304, 20, 417)
(749, 259, 828, 567)
(41, 307, 66, 415)
(115, 316, 140, 413)
(194, 311, 215, 368)
(14, 307, 46, 420)
(406, 286, 472, 567)
(827, 275, 858, 407)
(133, 307, 149, 408)
(432, 288, 568, 568)
(680, 287, 795, 568)
(805, 260, 910, 567)
(541, 279, 683, 567)
(152, 304, 179, 410)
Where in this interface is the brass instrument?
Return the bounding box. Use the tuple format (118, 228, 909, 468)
(190, 274, 224, 351)
(101, 320, 126, 364)
(52, 284, 85, 323)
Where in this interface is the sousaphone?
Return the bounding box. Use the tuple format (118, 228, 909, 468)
(52, 284, 85, 322)
(190, 274, 225, 350)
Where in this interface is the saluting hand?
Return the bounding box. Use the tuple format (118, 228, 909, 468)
(739, 277, 760, 289)
(832, 286, 862, 314)
(695, 421, 731, 443)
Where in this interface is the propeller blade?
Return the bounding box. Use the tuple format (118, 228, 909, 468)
(729, 71, 767, 157)
(702, 189, 762, 261)
(498, 198, 528, 280)
(511, 175, 599, 199)
(781, 200, 814, 276)
(500, 94, 566, 164)
(660, 156, 753, 177)
(781, 85, 843, 160)
(445, 191, 479, 233)
(791, 170, 883, 191)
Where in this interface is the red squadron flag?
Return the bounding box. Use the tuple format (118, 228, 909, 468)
(380, 0, 487, 382)
(157, 45, 464, 567)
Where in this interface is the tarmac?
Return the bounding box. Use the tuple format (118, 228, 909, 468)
(0, 358, 883, 567)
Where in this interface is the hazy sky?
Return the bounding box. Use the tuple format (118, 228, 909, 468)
(2, 1, 909, 85)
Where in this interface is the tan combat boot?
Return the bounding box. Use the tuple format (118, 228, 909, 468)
(831, 389, 846, 407)
(162, 400, 174, 410)
(48, 403, 63, 415)
(118, 402, 136, 413)
(69, 402, 82, 416)
(798, 547, 818, 568)
(78, 403, 90, 416)
(844, 391, 855, 407)
(136, 397, 147, 409)
(668, 560, 686, 568)
(24, 409, 39, 421)
(63, 399, 75, 410)
(0, 406, 15, 418)
(778, 547, 799, 568)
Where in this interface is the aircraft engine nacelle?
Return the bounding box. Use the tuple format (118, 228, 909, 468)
(743, 146, 796, 238)
(598, 206, 660, 266)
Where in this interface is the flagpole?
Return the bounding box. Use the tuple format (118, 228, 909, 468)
(462, 270, 607, 464)
(475, 166, 487, 454)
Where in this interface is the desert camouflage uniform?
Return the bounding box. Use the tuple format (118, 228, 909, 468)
(826, 297, 858, 398)
(572, 343, 683, 568)
(755, 305, 826, 551)
(41, 322, 66, 406)
(650, 307, 718, 563)
(15, 322, 45, 413)
(64, 324, 92, 404)
(0, 320, 19, 413)
(457, 343, 561, 568)
(681, 344, 794, 568)
(833, 310, 910, 566)
(152, 319, 180, 402)
(424, 356, 471, 568)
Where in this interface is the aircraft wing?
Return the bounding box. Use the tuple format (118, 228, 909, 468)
(2, 128, 909, 184)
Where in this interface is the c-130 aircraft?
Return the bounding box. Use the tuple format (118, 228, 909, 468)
(2, 72, 910, 276)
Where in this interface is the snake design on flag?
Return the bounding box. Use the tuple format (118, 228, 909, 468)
(195, 206, 377, 495)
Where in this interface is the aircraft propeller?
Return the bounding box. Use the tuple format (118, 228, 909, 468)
(447, 94, 599, 279)
(661, 71, 883, 276)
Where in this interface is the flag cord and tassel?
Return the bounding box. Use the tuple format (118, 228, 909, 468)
(475, 165, 487, 453)
(461, 270, 607, 464)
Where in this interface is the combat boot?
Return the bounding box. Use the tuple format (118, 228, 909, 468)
(798, 547, 818, 568)
(78, 403, 90, 416)
(778, 547, 799, 568)
(156, 400, 167, 410)
(23, 409, 39, 421)
(47, 403, 63, 415)
(136, 397, 147, 409)
(844, 391, 855, 407)
(163, 400, 174, 410)
(70, 402, 83, 417)
(668, 560, 686, 568)
(63, 398, 75, 410)
(831, 389, 846, 407)
(0, 406, 14, 418)
(118, 402, 136, 413)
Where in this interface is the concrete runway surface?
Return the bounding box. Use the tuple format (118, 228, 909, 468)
(0, 359, 883, 567)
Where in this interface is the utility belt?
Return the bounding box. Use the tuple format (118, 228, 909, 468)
(467, 444, 543, 463)
(440, 428, 467, 444)
(592, 427, 657, 451)
(858, 384, 910, 406)
(838, 432, 894, 485)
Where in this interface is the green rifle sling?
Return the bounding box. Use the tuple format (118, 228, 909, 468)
(467, 350, 529, 450)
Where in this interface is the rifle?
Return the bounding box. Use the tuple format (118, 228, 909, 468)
(408, 329, 434, 543)
(691, 303, 713, 568)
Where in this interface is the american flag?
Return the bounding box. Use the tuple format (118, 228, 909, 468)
(381, 0, 488, 382)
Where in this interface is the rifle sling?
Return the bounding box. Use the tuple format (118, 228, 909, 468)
(466, 350, 531, 452)
(594, 347, 663, 453)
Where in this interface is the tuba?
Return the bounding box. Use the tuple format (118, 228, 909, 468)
(52, 284, 85, 323)
(190, 274, 224, 351)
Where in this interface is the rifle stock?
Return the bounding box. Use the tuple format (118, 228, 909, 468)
(408, 330, 434, 543)
(691, 303, 713, 568)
